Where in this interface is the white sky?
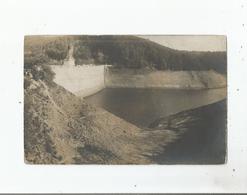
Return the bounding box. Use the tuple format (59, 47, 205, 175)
(139, 35, 227, 52)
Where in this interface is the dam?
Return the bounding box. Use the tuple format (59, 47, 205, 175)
(50, 44, 226, 98)
(51, 65, 107, 97)
(50, 44, 108, 97)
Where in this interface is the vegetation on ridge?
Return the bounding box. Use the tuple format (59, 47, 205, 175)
(73, 36, 227, 73)
(24, 35, 227, 74)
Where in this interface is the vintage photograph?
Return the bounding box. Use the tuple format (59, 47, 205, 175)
(24, 35, 227, 164)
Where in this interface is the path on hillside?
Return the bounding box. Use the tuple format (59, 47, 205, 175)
(64, 44, 75, 67)
(39, 80, 67, 116)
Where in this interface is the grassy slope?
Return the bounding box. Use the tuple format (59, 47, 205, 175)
(149, 100, 227, 164)
(24, 77, 176, 164)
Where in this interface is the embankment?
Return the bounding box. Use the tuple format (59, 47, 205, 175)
(105, 68, 226, 89)
(149, 99, 227, 164)
(24, 77, 176, 164)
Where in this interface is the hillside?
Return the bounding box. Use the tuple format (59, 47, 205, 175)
(149, 99, 227, 164)
(75, 35, 227, 73)
(24, 36, 72, 67)
(24, 35, 227, 74)
(24, 75, 177, 164)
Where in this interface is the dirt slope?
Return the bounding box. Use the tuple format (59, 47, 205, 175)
(24, 77, 176, 164)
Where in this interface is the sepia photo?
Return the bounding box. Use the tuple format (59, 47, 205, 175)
(24, 35, 227, 164)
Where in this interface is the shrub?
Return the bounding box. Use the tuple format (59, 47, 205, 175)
(73, 42, 92, 61)
(45, 40, 68, 61)
(24, 52, 49, 69)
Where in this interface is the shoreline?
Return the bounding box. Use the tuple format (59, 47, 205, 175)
(104, 85, 227, 90)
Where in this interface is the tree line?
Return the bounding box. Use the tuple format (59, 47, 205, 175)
(73, 35, 226, 74)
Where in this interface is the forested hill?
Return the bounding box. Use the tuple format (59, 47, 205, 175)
(24, 35, 227, 74)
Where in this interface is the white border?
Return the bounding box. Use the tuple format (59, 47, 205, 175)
(0, 0, 246, 193)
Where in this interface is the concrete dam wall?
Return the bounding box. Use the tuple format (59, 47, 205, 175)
(51, 66, 227, 98)
(51, 65, 105, 97)
(50, 45, 107, 98)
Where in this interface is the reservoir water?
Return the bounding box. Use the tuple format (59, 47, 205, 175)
(85, 88, 227, 127)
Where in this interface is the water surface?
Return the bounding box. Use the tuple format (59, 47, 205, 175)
(85, 88, 226, 127)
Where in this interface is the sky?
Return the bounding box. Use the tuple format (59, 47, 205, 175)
(139, 35, 227, 52)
